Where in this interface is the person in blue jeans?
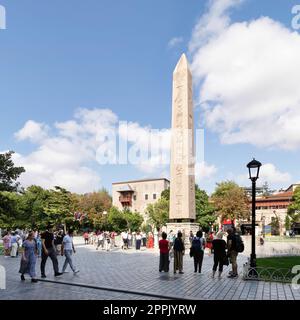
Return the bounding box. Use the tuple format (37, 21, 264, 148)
(35, 232, 42, 258)
(61, 229, 79, 274)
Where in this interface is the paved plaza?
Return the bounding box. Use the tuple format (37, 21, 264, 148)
(0, 238, 300, 300)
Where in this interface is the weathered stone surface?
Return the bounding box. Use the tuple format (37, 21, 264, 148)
(169, 54, 196, 221)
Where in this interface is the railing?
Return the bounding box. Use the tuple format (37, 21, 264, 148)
(243, 262, 295, 283)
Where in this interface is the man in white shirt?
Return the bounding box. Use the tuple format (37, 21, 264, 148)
(121, 231, 128, 250)
(96, 232, 104, 250)
(61, 230, 79, 274)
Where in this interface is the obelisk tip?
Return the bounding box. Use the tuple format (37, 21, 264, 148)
(174, 53, 191, 73)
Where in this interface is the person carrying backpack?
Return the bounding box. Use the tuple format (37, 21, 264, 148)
(227, 227, 244, 278)
(191, 231, 206, 273)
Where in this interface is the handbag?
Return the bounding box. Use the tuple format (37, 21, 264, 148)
(189, 247, 194, 258)
(223, 255, 229, 266)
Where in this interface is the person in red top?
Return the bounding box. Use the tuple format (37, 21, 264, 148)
(205, 232, 214, 256)
(147, 232, 154, 249)
(83, 232, 89, 245)
(159, 232, 170, 272)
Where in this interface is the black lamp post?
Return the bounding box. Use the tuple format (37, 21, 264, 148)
(247, 158, 262, 269)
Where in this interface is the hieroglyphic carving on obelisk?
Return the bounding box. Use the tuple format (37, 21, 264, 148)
(169, 54, 196, 221)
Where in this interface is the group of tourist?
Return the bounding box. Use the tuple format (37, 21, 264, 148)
(159, 227, 241, 279)
(2, 230, 24, 258)
(2, 226, 79, 283)
(121, 231, 153, 250)
(1, 225, 243, 285)
(83, 231, 116, 251)
(82, 230, 155, 251)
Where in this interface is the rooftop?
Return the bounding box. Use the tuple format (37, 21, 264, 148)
(256, 191, 293, 202)
(112, 178, 170, 185)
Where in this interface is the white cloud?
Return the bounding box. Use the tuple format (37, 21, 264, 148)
(235, 163, 292, 187)
(259, 163, 291, 185)
(13, 108, 119, 193)
(15, 120, 49, 143)
(196, 161, 217, 182)
(189, 0, 243, 52)
(14, 107, 218, 192)
(190, 0, 300, 150)
(168, 37, 184, 48)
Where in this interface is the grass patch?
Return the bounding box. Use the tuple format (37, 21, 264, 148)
(255, 256, 300, 283)
(264, 236, 300, 242)
(257, 256, 300, 269)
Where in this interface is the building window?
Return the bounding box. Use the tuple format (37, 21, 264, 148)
(153, 194, 157, 200)
(145, 194, 148, 200)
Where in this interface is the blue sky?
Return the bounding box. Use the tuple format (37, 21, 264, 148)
(1, 0, 300, 194)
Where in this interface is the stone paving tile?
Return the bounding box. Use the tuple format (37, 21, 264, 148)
(0, 241, 299, 300)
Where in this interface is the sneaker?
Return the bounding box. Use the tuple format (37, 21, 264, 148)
(55, 272, 63, 277)
(31, 279, 38, 283)
(41, 274, 47, 279)
(179, 271, 184, 274)
(73, 270, 80, 274)
(21, 275, 25, 281)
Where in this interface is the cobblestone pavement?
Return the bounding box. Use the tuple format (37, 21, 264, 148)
(0, 238, 299, 300)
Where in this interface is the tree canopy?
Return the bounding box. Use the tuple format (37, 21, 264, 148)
(288, 186, 300, 224)
(195, 185, 216, 230)
(0, 151, 25, 192)
(211, 181, 250, 222)
(145, 197, 169, 230)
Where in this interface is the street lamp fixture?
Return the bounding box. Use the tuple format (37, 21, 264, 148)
(247, 158, 262, 182)
(247, 158, 262, 271)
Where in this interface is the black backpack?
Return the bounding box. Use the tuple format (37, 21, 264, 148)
(192, 238, 204, 252)
(235, 234, 244, 253)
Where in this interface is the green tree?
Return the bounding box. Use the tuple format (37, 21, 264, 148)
(288, 186, 300, 224)
(0, 151, 26, 228)
(161, 188, 170, 201)
(124, 210, 144, 232)
(43, 186, 73, 229)
(0, 191, 22, 228)
(107, 207, 127, 232)
(211, 181, 250, 222)
(270, 216, 280, 235)
(285, 215, 291, 231)
(195, 185, 216, 231)
(17, 185, 50, 229)
(145, 197, 169, 230)
(0, 151, 25, 192)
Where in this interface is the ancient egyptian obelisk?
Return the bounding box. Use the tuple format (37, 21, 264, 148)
(167, 53, 199, 240)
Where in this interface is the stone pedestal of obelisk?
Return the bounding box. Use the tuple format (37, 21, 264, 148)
(167, 54, 199, 246)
